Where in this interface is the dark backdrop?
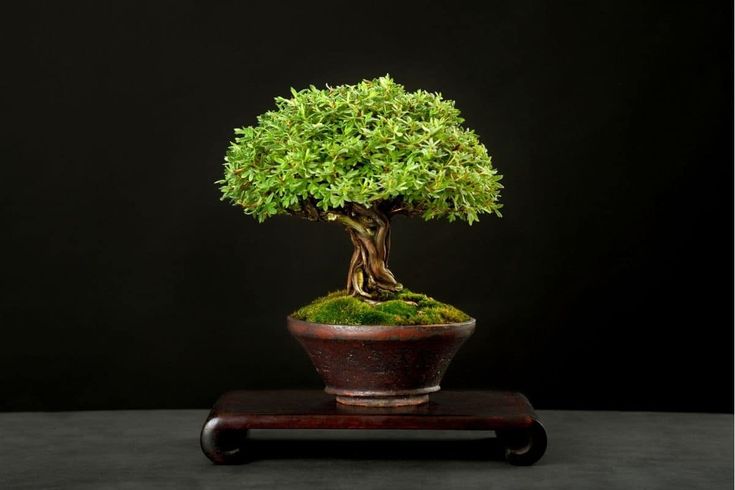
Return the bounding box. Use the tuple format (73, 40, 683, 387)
(1, 1, 732, 412)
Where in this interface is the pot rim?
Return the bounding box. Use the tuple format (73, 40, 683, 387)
(287, 316, 476, 340)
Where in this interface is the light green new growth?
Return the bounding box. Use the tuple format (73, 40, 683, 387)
(219, 75, 503, 224)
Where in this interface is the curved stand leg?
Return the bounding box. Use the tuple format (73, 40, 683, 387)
(496, 420, 547, 466)
(200, 419, 250, 464)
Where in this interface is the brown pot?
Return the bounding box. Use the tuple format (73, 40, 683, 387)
(287, 316, 476, 407)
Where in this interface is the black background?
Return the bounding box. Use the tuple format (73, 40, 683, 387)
(1, 1, 732, 412)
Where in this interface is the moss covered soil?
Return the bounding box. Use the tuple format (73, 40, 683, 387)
(291, 289, 471, 326)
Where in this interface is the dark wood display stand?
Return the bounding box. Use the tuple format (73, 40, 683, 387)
(201, 390, 547, 466)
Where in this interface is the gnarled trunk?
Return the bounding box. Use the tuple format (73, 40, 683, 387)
(341, 206, 402, 299)
(294, 200, 405, 300)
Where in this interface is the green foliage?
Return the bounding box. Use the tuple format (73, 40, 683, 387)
(219, 75, 503, 224)
(291, 289, 471, 326)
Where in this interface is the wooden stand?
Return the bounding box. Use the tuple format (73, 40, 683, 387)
(200, 390, 547, 466)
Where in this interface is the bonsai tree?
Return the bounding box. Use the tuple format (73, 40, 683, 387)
(219, 76, 503, 301)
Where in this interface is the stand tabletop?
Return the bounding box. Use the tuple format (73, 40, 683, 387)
(207, 390, 538, 430)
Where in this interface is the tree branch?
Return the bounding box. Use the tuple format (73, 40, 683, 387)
(330, 212, 371, 236)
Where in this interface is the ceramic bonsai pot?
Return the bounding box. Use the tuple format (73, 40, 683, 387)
(287, 316, 476, 407)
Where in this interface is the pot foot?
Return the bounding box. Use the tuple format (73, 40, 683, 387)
(335, 394, 429, 407)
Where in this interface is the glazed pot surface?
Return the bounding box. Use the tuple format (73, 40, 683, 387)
(287, 317, 475, 407)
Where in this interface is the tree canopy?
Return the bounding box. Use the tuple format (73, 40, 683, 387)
(219, 75, 503, 225)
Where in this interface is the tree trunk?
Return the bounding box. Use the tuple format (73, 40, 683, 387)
(342, 206, 402, 299)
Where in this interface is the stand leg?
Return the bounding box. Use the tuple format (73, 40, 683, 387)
(496, 420, 547, 466)
(201, 420, 250, 464)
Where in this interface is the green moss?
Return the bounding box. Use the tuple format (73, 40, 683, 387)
(291, 289, 472, 326)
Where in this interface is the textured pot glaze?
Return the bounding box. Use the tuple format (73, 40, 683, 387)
(287, 317, 475, 407)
